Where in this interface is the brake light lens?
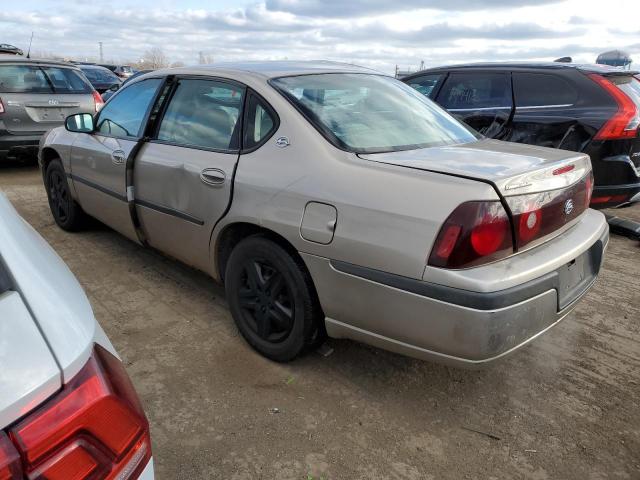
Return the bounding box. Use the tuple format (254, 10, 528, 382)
(589, 74, 639, 140)
(8, 345, 151, 480)
(0, 433, 21, 480)
(93, 91, 105, 112)
(507, 172, 591, 249)
(428, 201, 513, 269)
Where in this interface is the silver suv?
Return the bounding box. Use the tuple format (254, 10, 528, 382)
(0, 55, 100, 162)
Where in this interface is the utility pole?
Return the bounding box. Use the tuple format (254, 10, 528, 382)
(99, 42, 103, 63)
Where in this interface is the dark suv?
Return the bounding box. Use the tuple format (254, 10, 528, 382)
(403, 63, 640, 208)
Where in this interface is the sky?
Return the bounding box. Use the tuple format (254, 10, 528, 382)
(1, 0, 638, 74)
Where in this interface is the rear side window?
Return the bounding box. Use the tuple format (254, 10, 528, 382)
(438, 73, 511, 110)
(608, 75, 640, 108)
(514, 73, 578, 108)
(244, 94, 277, 149)
(406, 74, 443, 98)
(157, 79, 245, 151)
(96, 78, 162, 138)
(0, 65, 91, 94)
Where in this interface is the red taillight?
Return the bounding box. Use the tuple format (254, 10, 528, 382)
(591, 193, 629, 205)
(584, 171, 594, 209)
(92, 91, 105, 112)
(8, 345, 151, 480)
(507, 172, 591, 250)
(429, 201, 513, 269)
(589, 74, 639, 140)
(0, 433, 21, 480)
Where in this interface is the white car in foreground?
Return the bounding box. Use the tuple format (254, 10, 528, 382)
(0, 194, 154, 479)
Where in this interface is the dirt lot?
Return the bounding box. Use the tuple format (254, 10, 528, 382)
(1, 164, 639, 480)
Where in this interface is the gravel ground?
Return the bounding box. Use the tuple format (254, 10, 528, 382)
(1, 164, 639, 480)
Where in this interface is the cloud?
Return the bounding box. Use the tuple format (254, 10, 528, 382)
(265, 0, 560, 17)
(0, 0, 638, 75)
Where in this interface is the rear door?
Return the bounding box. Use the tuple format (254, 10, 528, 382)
(134, 77, 246, 270)
(511, 72, 583, 150)
(0, 63, 95, 134)
(70, 77, 163, 241)
(435, 71, 513, 139)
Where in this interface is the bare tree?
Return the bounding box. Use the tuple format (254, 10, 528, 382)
(142, 47, 168, 69)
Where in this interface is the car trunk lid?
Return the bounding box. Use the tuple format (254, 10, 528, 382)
(358, 138, 591, 197)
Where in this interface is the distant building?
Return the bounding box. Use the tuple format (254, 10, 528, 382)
(596, 50, 633, 69)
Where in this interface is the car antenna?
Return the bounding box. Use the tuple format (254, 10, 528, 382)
(26, 32, 34, 58)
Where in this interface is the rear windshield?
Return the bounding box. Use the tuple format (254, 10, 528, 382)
(81, 67, 120, 84)
(0, 65, 92, 94)
(271, 73, 478, 153)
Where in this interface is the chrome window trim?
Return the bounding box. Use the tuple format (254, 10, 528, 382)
(516, 104, 574, 110)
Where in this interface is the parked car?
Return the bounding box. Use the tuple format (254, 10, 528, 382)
(0, 193, 154, 479)
(78, 64, 122, 93)
(39, 61, 608, 367)
(0, 56, 102, 162)
(0, 44, 23, 56)
(403, 63, 640, 208)
(102, 70, 153, 102)
(99, 64, 135, 79)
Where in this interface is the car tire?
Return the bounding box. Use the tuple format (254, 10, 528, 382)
(225, 235, 324, 362)
(45, 159, 87, 231)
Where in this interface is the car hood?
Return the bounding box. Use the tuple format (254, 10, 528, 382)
(358, 139, 591, 196)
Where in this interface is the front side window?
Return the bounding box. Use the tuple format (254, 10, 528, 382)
(406, 74, 443, 98)
(438, 73, 511, 110)
(96, 78, 162, 138)
(514, 73, 578, 107)
(272, 73, 477, 153)
(0, 65, 91, 93)
(244, 94, 277, 149)
(157, 79, 244, 151)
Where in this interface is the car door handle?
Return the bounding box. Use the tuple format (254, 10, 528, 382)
(200, 168, 226, 186)
(111, 150, 126, 165)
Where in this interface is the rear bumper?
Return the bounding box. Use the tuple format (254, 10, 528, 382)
(0, 129, 43, 160)
(304, 210, 608, 367)
(592, 182, 640, 208)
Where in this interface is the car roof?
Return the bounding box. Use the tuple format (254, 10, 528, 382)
(406, 61, 639, 77)
(0, 54, 79, 68)
(152, 60, 384, 80)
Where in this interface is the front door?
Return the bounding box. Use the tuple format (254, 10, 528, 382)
(69, 78, 163, 241)
(435, 72, 513, 139)
(133, 78, 246, 271)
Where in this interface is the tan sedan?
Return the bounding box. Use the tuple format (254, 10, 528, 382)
(39, 61, 608, 366)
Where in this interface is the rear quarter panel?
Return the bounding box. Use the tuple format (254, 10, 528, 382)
(215, 76, 499, 279)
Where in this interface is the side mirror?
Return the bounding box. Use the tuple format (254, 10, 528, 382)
(65, 113, 95, 133)
(108, 83, 120, 92)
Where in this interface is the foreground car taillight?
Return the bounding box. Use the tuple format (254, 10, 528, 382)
(7, 345, 151, 480)
(428, 201, 513, 269)
(589, 74, 639, 140)
(93, 91, 105, 112)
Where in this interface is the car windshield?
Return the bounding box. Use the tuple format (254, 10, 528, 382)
(0, 65, 92, 93)
(271, 73, 478, 153)
(81, 67, 120, 84)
